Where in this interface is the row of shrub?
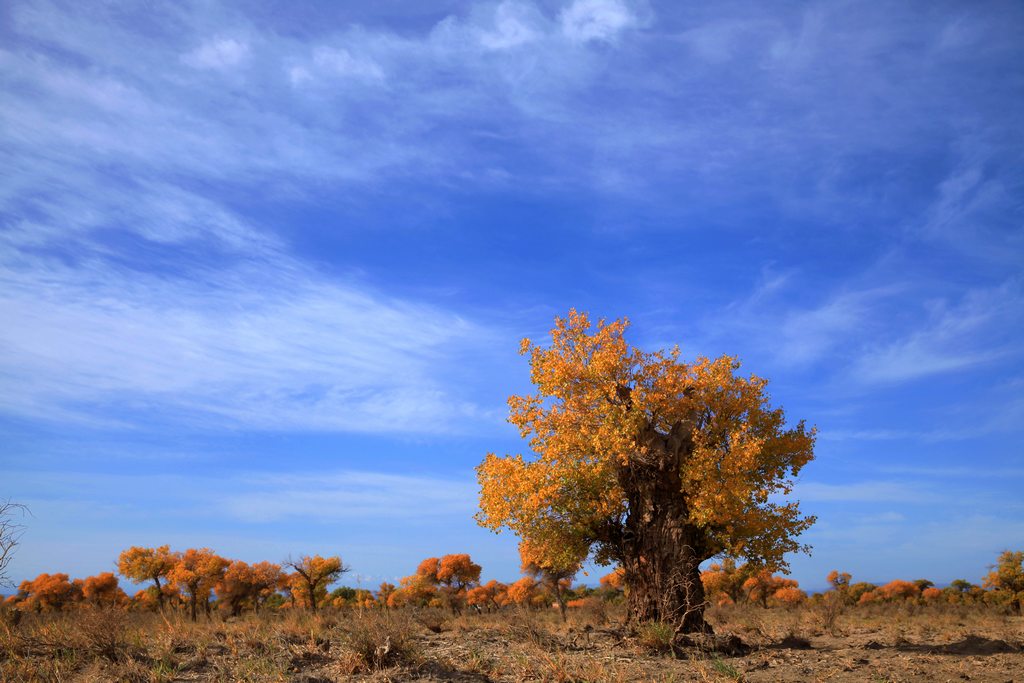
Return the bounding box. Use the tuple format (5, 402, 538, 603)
(5, 548, 1021, 619)
(700, 552, 1024, 611)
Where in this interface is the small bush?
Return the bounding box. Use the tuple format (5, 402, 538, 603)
(340, 612, 419, 673)
(814, 591, 845, 635)
(415, 607, 449, 634)
(73, 608, 140, 662)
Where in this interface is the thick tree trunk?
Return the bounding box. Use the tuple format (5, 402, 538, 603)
(616, 418, 713, 636)
(553, 584, 568, 623)
(153, 577, 164, 610)
(620, 509, 712, 634)
(305, 578, 319, 613)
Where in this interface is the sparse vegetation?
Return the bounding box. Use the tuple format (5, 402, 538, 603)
(1, 596, 1021, 681)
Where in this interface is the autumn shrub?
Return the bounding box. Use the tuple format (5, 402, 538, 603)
(339, 611, 419, 673)
(0, 602, 22, 631)
(773, 586, 806, 608)
(72, 607, 142, 663)
(501, 610, 562, 652)
(812, 590, 845, 635)
(414, 607, 449, 634)
(877, 579, 921, 602)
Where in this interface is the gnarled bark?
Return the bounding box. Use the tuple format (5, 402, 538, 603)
(615, 414, 714, 635)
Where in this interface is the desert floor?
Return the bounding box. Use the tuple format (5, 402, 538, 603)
(2, 603, 1022, 682)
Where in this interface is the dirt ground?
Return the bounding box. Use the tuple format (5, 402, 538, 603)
(2, 603, 1021, 682)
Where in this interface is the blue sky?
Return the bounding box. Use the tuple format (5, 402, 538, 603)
(1, 0, 1022, 593)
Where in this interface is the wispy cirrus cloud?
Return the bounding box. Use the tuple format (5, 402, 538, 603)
(0, 245, 501, 433)
(183, 37, 251, 70)
(852, 279, 1022, 384)
(796, 480, 940, 504)
(559, 0, 641, 43)
(221, 471, 478, 522)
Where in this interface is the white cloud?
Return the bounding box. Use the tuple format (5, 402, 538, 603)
(479, 2, 544, 50)
(875, 465, 1024, 479)
(183, 37, 250, 70)
(221, 471, 478, 522)
(853, 280, 1021, 383)
(796, 481, 939, 504)
(559, 0, 638, 43)
(703, 271, 896, 370)
(290, 46, 386, 85)
(0, 254, 500, 433)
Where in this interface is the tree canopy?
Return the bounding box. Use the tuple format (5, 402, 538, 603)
(477, 310, 816, 632)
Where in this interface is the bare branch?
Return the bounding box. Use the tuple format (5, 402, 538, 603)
(0, 500, 30, 588)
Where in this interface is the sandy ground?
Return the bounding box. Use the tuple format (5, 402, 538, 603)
(2, 604, 1022, 681)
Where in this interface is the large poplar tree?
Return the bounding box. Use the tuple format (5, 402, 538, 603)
(477, 310, 815, 635)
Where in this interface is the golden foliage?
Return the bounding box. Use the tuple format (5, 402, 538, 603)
(81, 572, 128, 608)
(742, 570, 799, 607)
(466, 580, 508, 611)
(168, 548, 229, 620)
(827, 570, 852, 591)
(117, 545, 177, 584)
(215, 560, 282, 616)
(17, 573, 81, 612)
(283, 555, 346, 613)
(477, 309, 815, 574)
(983, 550, 1024, 610)
(598, 567, 625, 592)
(437, 554, 482, 591)
(701, 558, 752, 604)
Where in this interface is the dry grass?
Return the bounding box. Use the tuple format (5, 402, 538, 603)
(0, 602, 1020, 681)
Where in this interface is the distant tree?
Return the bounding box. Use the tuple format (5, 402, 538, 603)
(404, 554, 481, 613)
(130, 588, 159, 612)
(216, 560, 283, 617)
(390, 564, 437, 608)
(117, 545, 178, 610)
(773, 585, 806, 607)
(467, 580, 508, 612)
(250, 561, 284, 612)
(942, 579, 979, 605)
(506, 576, 541, 607)
(827, 570, 852, 592)
(169, 548, 229, 621)
(702, 558, 753, 605)
(913, 579, 934, 592)
(0, 501, 29, 588)
(416, 557, 441, 583)
(437, 554, 482, 598)
(18, 573, 82, 612)
(283, 555, 347, 613)
(983, 550, 1024, 613)
(875, 580, 920, 602)
(742, 570, 798, 608)
(950, 578, 975, 593)
(519, 540, 579, 622)
(477, 311, 816, 634)
(81, 572, 128, 608)
(921, 587, 942, 602)
(377, 582, 397, 609)
(845, 581, 875, 605)
(330, 586, 357, 604)
(599, 567, 625, 593)
(263, 592, 286, 611)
